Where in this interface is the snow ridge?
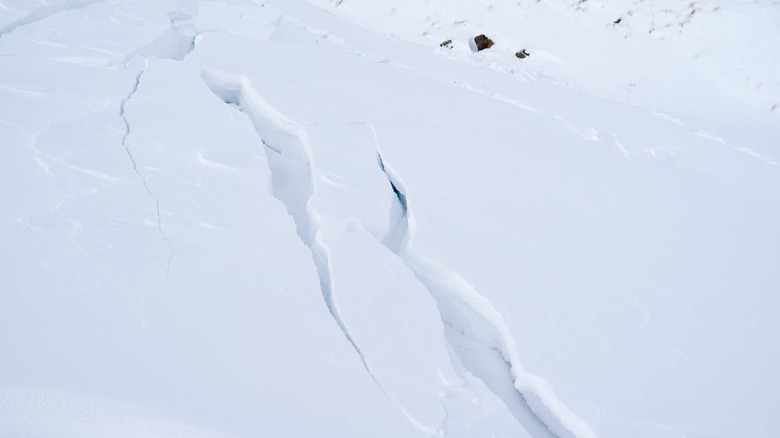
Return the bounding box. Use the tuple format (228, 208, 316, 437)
(200, 69, 379, 383)
(0, 0, 107, 44)
(374, 147, 597, 438)
(119, 67, 174, 283)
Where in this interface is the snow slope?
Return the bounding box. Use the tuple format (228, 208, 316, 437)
(1, 0, 778, 437)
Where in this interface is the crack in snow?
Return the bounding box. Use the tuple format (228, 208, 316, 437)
(0, 0, 107, 44)
(120, 67, 173, 283)
(200, 69, 381, 386)
(371, 126, 597, 438)
(111, 3, 201, 68)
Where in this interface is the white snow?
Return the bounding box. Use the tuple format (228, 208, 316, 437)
(1, 0, 779, 437)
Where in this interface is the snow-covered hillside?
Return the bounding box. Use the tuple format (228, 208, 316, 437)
(1, 1, 778, 437)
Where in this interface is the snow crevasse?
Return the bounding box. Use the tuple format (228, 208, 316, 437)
(200, 68, 379, 384)
(375, 143, 598, 438)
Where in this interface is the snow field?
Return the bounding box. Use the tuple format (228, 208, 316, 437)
(2, 0, 779, 437)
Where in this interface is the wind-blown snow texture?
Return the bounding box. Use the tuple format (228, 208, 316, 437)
(1, 1, 778, 437)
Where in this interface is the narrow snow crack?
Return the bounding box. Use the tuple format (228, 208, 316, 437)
(373, 142, 597, 438)
(200, 69, 380, 385)
(113, 4, 200, 68)
(120, 69, 174, 283)
(0, 0, 107, 44)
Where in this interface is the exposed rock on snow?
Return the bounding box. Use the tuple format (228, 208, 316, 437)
(474, 33, 494, 51)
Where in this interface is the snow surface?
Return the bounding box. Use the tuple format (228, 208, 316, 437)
(1, 0, 779, 437)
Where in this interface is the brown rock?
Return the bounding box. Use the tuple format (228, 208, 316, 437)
(474, 34, 494, 51)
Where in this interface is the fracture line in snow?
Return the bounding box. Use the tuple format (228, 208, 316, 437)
(370, 126, 597, 438)
(692, 129, 778, 166)
(167, 2, 200, 59)
(110, 3, 200, 68)
(0, 0, 107, 44)
(200, 68, 379, 385)
(490, 85, 779, 166)
(120, 67, 173, 283)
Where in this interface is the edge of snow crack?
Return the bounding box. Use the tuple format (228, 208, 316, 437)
(373, 139, 597, 438)
(200, 68, 382, 387)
